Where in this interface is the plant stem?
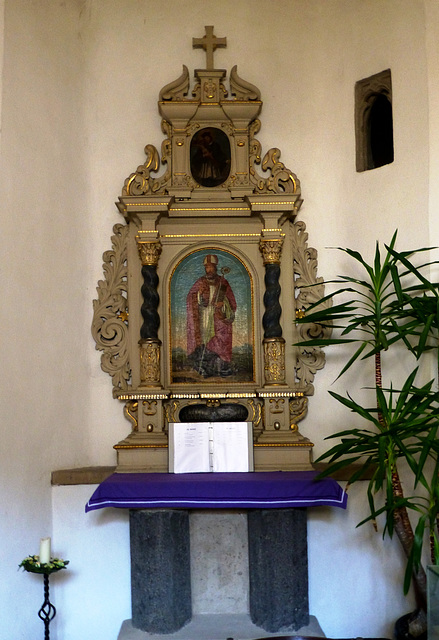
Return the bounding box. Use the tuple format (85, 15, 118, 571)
(375, 351, 382, 390)
(392, 470, 427, 611)
(376, 352, 427, 610)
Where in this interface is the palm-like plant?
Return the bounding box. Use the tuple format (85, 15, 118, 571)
(295, 231, 439, 625)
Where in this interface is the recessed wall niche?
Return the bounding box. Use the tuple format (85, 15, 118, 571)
(355, 69, 394, 172)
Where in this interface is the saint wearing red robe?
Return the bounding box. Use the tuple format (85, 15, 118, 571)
(186, 254, 237, 378)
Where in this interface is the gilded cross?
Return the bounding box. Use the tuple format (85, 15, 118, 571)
(193, 26, 227, 70)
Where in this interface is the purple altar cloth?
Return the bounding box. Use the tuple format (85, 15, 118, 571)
(85, 470, 347, 512)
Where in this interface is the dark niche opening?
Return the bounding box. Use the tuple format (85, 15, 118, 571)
(190, 127, 231, 187)
(355, 69, 394, 172)
(368, 93, 394, 169)
(179, 403, 248, 422)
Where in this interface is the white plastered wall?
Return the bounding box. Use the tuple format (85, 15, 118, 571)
(0, 1, 436, 638)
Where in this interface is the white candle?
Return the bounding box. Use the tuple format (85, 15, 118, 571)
(39, 537, 51, 564)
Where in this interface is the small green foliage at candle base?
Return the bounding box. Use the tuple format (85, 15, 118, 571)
(19, 555, 69, 574)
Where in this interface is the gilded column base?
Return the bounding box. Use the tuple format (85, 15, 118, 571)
(263, 337, 286, 385)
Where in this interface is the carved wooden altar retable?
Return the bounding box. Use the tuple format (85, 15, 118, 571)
(91, 26, 327, 473)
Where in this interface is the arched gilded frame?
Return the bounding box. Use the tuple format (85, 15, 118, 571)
(169, 248, 255, 384)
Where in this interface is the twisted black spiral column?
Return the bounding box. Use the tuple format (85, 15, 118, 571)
(137, 239, 162, 386)
(140, 263, 160, 341)
(262, 262, 282, 339)
(260, 238, 286, 385)
(38, 574, 56, 640)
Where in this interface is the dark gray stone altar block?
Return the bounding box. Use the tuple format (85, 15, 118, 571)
(129, 509, 192, 633)
(247, 508, 309, 632)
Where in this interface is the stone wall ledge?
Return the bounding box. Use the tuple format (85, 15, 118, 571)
(51, 466, 116, 486)
(51, 464, 374, 486)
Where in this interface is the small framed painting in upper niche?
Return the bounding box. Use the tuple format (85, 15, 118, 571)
(190, 127, 231, 187)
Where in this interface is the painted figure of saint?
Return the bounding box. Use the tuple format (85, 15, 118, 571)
(190, 128, 230, 187)
(186, 254, 237, 377)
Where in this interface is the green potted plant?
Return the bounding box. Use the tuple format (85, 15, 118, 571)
(295, 231, 439, 638)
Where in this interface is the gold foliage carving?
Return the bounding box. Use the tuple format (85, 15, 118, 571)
(259, 238, 284, 265)
(292, 221, 331, 394)
(263, 338, 286, 384)
(164, 400, 180, 424)
(139, 340, 161, 386)
(124, 401, 138, 432)
(91, 223, 130, 396)
(122, 137, 172, 196)
(137, 240, 163, 267)
(249, 120, 301, 196)
(289, 396, 308, 429)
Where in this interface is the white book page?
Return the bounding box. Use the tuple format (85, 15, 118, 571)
(171, 423, 211, 474)
(212, 422, 251, 472)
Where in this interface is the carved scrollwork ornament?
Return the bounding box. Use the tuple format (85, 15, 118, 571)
(124, 401, 139, 432)
(159, 65, 190, 101)
(164, 400, 180, 424)
(91, 223, 130, 396)
(230, 65, 261, 100)
(292, 220, 331, 394)
(248, 398, 263, 429)
(289, 396, 308, 431)
(122, 140, 172, 197)
(249, 120, 301, 196)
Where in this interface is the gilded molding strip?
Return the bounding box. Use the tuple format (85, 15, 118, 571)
(254, 442, 314, 448)
(118, 391, 302, 400)
(200, 393, 231, 399)
(225, 392, 257, 398)
(125, 202, 171, 207)
(163, 233, 261, 238)
(113, 444, 168, 449)
(170, 393, 200, 399)
(118, 394, 168, 400)
(252, 202, 297, 207)
(259, 391, 303, 397)
(170, 207, 250, 212)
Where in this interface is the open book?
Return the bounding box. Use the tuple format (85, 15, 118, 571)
(168, 422, 254, 474)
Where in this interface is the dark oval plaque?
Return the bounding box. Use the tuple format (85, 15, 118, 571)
(190, 127, 231, 187)
(179, 403, 248, 423)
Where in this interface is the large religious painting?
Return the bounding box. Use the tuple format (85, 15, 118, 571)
(170, 248, 255, 384)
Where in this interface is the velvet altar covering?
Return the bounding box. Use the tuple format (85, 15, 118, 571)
(85, 470, 347, 512)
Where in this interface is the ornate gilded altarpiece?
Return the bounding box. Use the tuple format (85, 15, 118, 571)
(91, 27, 327, 472)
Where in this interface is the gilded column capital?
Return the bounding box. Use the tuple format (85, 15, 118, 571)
(259, 237, 284, 265)
(136, 239, 163, 266)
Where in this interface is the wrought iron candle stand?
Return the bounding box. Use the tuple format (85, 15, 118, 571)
(19, 555, 69, 640)
(38, 571, 56, 640)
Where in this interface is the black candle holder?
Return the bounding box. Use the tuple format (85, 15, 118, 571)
(19, 555, 69, 640)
